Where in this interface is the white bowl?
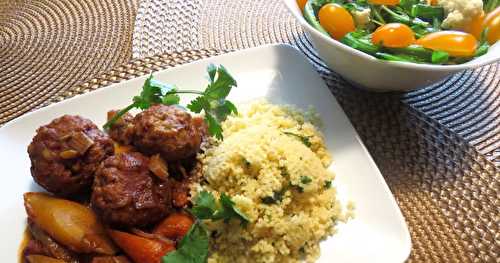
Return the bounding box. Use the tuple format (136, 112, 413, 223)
(283, 0, 500, 92)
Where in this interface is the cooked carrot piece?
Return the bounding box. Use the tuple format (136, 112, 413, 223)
(153, 213, 194, 240)
(108, 230, 175, 263)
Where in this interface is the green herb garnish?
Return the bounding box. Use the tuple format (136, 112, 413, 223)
(190, 190, 249, 226)
(261, 189, 286, 205)
(103, 64, 237, 140)
(300, 176, 313, 184)
(324, 180, 332, 189)
(170, 191, 250, 262)
(162, 221, 209, 263)
(283, 132, 312, 147)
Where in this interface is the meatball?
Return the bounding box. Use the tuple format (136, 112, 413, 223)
(107, 110, 134, 145)
(27, 115, 114, 196)
(108, 105, 202, 161)
(91, 152, 172, 227)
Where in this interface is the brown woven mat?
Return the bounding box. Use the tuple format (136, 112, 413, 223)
(58, 50, 500, 263)
(0, 0, 140, 124)
(132, 0, 500, 167)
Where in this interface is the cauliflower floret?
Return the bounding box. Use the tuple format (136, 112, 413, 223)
(352, 8, 371, 27)
(437, 0, 483, 30)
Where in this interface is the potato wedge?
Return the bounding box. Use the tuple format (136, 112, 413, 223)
(108, 230, 175, 263)
(26, 255, 67, 263)
(24, 192, 117, 255)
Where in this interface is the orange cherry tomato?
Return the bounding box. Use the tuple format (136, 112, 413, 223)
(372, 23, 416, 48)
(465, 12, 485, 39)
(368, 0, 400, 5)
(416, 31, 478, 57)
(428, 0, 437, 5)
(318, 4, 355, 40)
(484, 6, 500, 44)
(297, 0, 307, 11)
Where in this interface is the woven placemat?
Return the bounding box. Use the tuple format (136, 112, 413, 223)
(132, 0, 500, 167)
(58, 50, 499, 263)
(0, 0, 139, 124)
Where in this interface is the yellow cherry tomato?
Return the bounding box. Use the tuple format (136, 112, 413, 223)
(297, 0, 307, 12)
(318, 4, 355, 40)
(484, 6, 500, 44)
(465, 12, 485, 39)
(416, 31, 478, 57)
(372, 23, 416, 48)
(368, 0, 400, 5)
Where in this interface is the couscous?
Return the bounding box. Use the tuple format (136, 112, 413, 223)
(193, 101, 351, 263)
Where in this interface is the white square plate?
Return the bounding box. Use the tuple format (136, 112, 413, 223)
(0, 44, 411, 262)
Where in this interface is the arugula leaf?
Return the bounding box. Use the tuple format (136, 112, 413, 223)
(162, 221, 209, 263)
(190, 191, 218, 220)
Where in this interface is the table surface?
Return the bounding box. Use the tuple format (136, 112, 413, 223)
(1, 0, 499, 262)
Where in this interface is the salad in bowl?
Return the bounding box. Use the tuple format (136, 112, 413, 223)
(285, 0, 500, 91)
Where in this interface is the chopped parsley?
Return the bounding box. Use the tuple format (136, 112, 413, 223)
(261, 189, 286, 205)
(300, 176, 312, 184)
(324, 180, 332, 189)
(279, 166, 289, 177)
(283, 132, 312, 147)
(242, 157, 251, 168)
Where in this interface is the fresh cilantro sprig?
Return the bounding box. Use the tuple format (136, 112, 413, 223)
(190, 190, 249, 226)
(103, 64, 238, 140)
(162, 191, 249, 263)
(162, 221, 209, 263)
(187, 65, 238, 140)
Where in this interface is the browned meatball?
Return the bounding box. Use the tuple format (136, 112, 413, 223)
(108, 105, 202, 161)
(27, 115, 114, 196)
(107, 110, 134, 145)
(91, 152, 172, 227)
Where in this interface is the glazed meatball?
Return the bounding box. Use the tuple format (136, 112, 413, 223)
(108, 105, 203, 161)
(106, 110, 134, 145)
(27, 115, 113, 196)
(91, 152, 172, 227)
